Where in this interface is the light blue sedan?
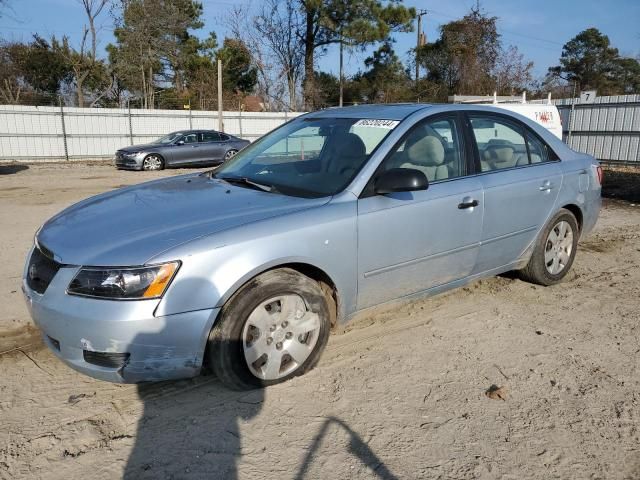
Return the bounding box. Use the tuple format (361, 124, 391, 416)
(22, 104, 601, 390)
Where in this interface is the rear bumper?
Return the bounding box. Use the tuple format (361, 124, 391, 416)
(22, 265, 219, 383)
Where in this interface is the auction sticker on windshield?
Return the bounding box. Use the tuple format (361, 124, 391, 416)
(353, 119, 399, 129)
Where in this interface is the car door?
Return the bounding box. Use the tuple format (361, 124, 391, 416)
(171, 132, 200, 165)
(200, 131, 227, 163)
(356, 113, 484, 310)
(466, 112, 563, 274)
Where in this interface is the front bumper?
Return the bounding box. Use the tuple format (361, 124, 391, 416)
(114, 153, 143, 170)
(22, 264, 219, 383)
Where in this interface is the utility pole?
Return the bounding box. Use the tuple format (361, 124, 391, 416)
(415, 9, 428, 82)
(339, 37, 344, 107)
(217, 59, 223, 132)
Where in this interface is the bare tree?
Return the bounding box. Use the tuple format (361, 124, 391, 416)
(59, 0, 109, 106)
(225, 4, 289, 111)
(493, 45, 534, 95)
(254, 0, 305, 109)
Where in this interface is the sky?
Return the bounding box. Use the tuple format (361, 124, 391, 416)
(1, 0, 639, 81)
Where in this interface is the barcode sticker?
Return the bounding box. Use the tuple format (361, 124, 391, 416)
(353, 119, 399, 129)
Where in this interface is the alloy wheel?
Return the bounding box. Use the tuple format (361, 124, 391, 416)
(142, 155, 163, 171)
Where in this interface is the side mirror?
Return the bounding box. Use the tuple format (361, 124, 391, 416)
(176, 140, 185, 146)
(374, 168, 429, 195)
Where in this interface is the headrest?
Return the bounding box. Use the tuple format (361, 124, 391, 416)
(485, 139, 515, 163)
(335, 132, 366, 157)
(406, 136, 445, 166)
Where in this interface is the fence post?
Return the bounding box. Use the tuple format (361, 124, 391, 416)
(188, 99, 192, 129)
(567, 81, 577, 146)
(128, 99, 134, 146)
(238, 109, 243, 138)
(59, 96, 69, 161)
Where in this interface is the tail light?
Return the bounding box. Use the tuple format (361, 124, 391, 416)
(595, 165, 603, 185)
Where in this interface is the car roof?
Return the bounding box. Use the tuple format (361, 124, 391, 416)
(169, 129, 227, 135)
(307, 103, 432, 121)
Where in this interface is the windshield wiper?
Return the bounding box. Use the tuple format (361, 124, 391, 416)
(215, 175, 277, 193)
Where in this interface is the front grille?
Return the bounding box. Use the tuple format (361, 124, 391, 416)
(115, 152, 135, 166)
(83, 350, 130, 369)
(26, 246, 62, 294)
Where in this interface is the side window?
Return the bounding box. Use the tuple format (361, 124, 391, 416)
(381, 115, 465, 182)
(526, 133, 550, 164)
(219, 134, 230, 142)
(201, 132, 221, 142)
(182, 133, 198, 144)
(470, 116, 527, 172)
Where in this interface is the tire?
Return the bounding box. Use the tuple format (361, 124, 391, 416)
(141, 154, 164, 171)
(224, 149, 238, 161)
(519, 208, 579, 286)
(207, 268, 331, 390)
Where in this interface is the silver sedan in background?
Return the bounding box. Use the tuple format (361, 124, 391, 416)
(24, 104, 601, 390)
(115, 129, 250, 171)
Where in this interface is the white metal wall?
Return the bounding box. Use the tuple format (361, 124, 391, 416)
(554, 94, 640, 165)
(0, 105, 304, 161)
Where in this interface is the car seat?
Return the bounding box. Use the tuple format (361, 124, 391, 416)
(326, 132, 367, 177)
(481, 139, 517, 171)
(399, 135, 448, 181)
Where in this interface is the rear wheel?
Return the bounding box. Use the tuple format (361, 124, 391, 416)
(142, 154, 164, 171)
(519, 208, 579, 286)
(207, 268, 331, 390)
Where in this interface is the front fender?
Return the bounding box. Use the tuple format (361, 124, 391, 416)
(152, 200, 358, 321)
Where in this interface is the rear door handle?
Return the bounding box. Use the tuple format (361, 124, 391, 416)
(539, 180, 554, 192)
(458, 199, 479, 209)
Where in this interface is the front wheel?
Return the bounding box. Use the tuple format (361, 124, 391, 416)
(519, 208, 579, 286)
(141, 154, 164, 171)
(207, 268, 331, 390)
(224, 149, 238, 161)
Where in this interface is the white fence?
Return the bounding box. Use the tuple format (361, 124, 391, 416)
(0, 105, 304, 161)
(553, 95, 640, 166)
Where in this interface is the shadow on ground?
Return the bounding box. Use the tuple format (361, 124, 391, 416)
(0, 164, 29, 175)
(124, 376, 396, 479)
(602, 167, 640, 203)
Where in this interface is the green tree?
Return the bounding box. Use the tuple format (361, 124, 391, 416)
(312, 70, 340, 107)
(109, 0, 205, 108)
(417, 8, 500, 99)
(548, 28, 640, 96)
(216, 38, 258, 97)
(298, 0, 415, 109)
(0, 36, 72, 104)
(184, 32, 218, 109)
(352, 41, 412, 103)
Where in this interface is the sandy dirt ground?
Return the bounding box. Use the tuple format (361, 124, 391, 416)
(0, 163, 639, 479)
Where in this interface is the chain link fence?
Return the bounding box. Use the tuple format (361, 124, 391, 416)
(0, 102, 303, 162)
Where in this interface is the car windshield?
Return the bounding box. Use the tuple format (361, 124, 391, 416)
(214, 117, 398, 198)
(153, 132, 183, 144)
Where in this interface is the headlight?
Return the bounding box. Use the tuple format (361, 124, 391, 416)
(123, 151, 142, 158)
(67, 262, 180, 299)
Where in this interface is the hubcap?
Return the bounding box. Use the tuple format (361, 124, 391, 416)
(225, 150, 237, 160)
(544, 220, 573, 275)
(241, 294, 320, 380)
(143, 156, 162, 170)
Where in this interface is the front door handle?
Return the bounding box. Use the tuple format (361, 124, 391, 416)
(458, 198, 479, 210)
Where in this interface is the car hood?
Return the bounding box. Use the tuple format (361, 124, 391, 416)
(117, 143, 162, 153)
(37, 173, 330, 266)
